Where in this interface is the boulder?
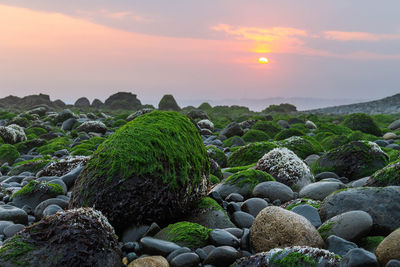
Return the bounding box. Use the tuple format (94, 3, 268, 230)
(250, 206, 324, 252)
(0, 124, 26, 144)
(74, 97, 91, 108)
(69, 111, 209, 233)
(0, 208, 121, 267)
(366, 160, 400, 187)
(375, 228, 400, 266)
(158, 94, 181, 111)
(104, 92, 142, 110)
(76, 121, 107, 134)
(299, 181, 346, 201)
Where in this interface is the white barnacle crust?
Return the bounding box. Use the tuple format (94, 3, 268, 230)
(0, 124, 26, 144)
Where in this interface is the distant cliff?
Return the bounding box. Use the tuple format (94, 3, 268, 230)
(303, 93, 400, 114)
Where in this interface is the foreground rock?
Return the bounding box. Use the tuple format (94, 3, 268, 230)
(250, 206, 324, 252)
(375, 228, 400, 266)
(69, 111, 209, 233)
(0, 208, 121, 267)
(319, 186, 400, 235)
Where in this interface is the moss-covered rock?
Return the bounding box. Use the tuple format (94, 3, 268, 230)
(281, 198, 321, 211)
(366, 160, 400, 186)
(277, 136, 323, 159)
(9, 158, 52, 176)
(0, 144, 20, 165)
(321, 135, 349, 151)
(154, 221, 211, 249)
(342, 113, 382, 136)
(242, 129, 270, 143)
(314, 123, 353, 136)
(0, 124, 27, 144)
(223, 136, 245, 147)
(223, 163, 256, 173)
(158, 94, 181, 111)
(250, 121, 281, 138)
(207, 145, 227, 168)
(347, 130, 378, 142)
(314, 131, 334, 142)
(36, 137, 71, 155)
(311, 141, 388, 181)
(69, 111, 209, 233)
(274, 128, 304, 141)
(359, 236, 385, 253)
(227, 141, 278, 167)
(224, 169, 275, 193)
(0, 207, 121, 267)
(70, 136, 105, 156)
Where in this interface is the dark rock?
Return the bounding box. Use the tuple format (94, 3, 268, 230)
(74, 97, 90, 108)
(61, 118, 77, 131)
(387, 260, 400, 267)
(225, 193, 244, 202)
(220, 122, 243, 138)
(203, 246, 241, 267)
(232, 211, 254, 228)
(158, 94, 181, 111)
(327, 235, 358, 257)
(76, 121, 107, 134)
(166, 247, 191, 262)
(104, 92, 142, 110)
(209, 229, 240, 247)
(241, 198, 268, 217)
(252, 181, 294, 203)
(42, 204, 62, 217)
(0, 204, 28, 224)
(91, 98, 104, 108)
(61, 165, 84, 189)
(122, 225, 149, 243)
(34, 198, 69, 219)
(291, 204, 322, 228)
(339, 248, 378, 267)
(299, 181, 346, 201)
(170, 252, 200, 267)
(140, 237, 181, 256)
(3, 223, 25, 238)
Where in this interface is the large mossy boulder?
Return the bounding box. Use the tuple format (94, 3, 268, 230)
(277, 136, 323, 159)
(0, 207, 121, 267)
(227, 141, 278, 167)
(366, 160, 400, 186)
(0, 144, 20, 165)
(69, 111, 209, 233)
(342, 113, 382, 136)
(158, 94, 181, 111)
(311, 141, 388, 181)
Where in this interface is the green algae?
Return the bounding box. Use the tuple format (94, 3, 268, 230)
(164, 221, 211, 248)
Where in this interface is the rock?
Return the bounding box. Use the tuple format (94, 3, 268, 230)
(203, 246, 241, 267)
(327, 235, 358, 257)
(76, 121, 107, 134)
(186, 109, 209, 121)
(56, 109, 75, 123)
(91, 98, 104, 108)
(42, 204, 62, 217)
(0, 221, 14, 234)
(291, 204, 322, 228)
(299, 181, 347, 201)
(74, 97, 90, 108)
(104, 92, 142, 110)
(221, 122, 244, 138)
(388, 119, 400, 130)
(366, 161, 400, 187)
(387, 260, 400, 267)
(304, 154, 320, 167)
(233, 246, 341, 267)
(319, 186, 400, 235)
(225, 193, 244, 202)
(122, 225, 149, 243)
(252, 181, 294, 203)
(311, 141, 388, 181)
(128, 256, 169, 267)
(0, 124, 26, 144)
(61, 165, 84, 189)
(250, 206, 324, 252)
(40, 156, 89, 177)
(315, 171, 340, 181)
(34, 198, 69, 219)
(255, 147, 314, 191)
(351, 177, 369, 187)
(140, 237, 181, 256)
(277, 120, 290, 129)
(198, 119, 214, 131)
(166, 247, 191, 262)
(126, 108, 154, 121)
(375, 228, 400, 266)
(241, 198, 268, 217)
(0, 207, 121, 267)
(342, 113, 381, 136)
(339, 248, 378, 267)
(227, 141, 277, 167)
(318, 210, 373, 241)
(209, 229, 240, 247)
(69, 111, 209, 233)
(0, 204, 28, 224)
(158, 94, 181, 111)
(170, 252, 200, 267)
(277, 136, 323, 159)
(11, 180, 65, 209)
(0, 144, 20, 166)
(383, 132, 397, 140)
(232, 211, 254, 229)
(3, 223, 25, 238)
(387, 143, 400, 150)
(305, 120, 317, 129)
(61, 118, 77, 131)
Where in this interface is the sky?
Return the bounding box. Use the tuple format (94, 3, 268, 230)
(0, 1, 399, 109)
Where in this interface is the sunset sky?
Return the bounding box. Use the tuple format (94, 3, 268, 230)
(0, 1, 399, 107)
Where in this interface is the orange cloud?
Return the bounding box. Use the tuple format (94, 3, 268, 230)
(212, 24, 308, 54)
(324, 31, 400, 41)
(76, 9, 153, 22)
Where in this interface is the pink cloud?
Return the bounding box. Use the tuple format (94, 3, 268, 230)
(324, 31, 400, 41)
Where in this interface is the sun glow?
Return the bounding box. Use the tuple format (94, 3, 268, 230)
(258, 57, 269, 64)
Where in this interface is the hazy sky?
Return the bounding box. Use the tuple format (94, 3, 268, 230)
(0, 1, 399, 106)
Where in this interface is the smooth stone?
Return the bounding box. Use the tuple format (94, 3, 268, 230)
(42, 204, 62, 217)
(304, 154, 320, 167)
(61, 165, 83, 189)
(240, 228, 250, 251)
(227, 202, 241, 214)
(383, 133, 398, 140)
(202, 245, 216, 255)
(128, 256, 169, 267)
(315, 172, 340, 181)
(318, 210, 373, 241)
(140, 237, 181, 256)
(34, 198, 69, 219)
(252, 181, 294, 203)
(387, 143, 400, 150)
(375, 228, 400, 266)
(224, 228, 243, 239)
(327, 235, 358, 257)
(350, 177, 370, 188)
(170, 252, 200, 267)
(386, 260, 400, 267)
(225, 193, 244, 202)
(388, 120, 400, 131)
(339, 248, 378, 267)
(0, 221, 14, 235)
(4, 223, 25, 238)
(299, 181, 346, 200)
(203, 246, 241, 267)
(166, 247, 191, 262)
(48, 179, 67, 194)
(374, 140, 389, 147)
(61, 118, 77, 131)
(240, 198, 268, 217)
(195, 248, 207, 262)
(232, 211, 254, 228)
(0, 204, 28, 224)
(209, 229, 240, 248)
(291, 204, 322, 228)
(122, 225, 150, 243)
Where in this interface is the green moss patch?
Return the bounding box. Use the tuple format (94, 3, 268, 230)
(358, 236, 385, 252)
(163, 221, 211, 248)
(342, 113, 382, 136)
(10, 158, 52, 175)
(0, 144, 20, 165)
(366, 160, 400, 186)
(0, 235, 35, 266)
(274, 128, 304, 141)
(36, 137, 71, 155)
(12, 180, 64, 199)
(277, 136, 323, 159)
(271, 251, 317, 267)
(224, 163, 256, 173)
(284, 198, 321, 210)
(197, 197, 224, 212)
(224, 169, 275, 191)
(207, 145, 227, 168)
(318, 222, 334, 240)
(321, 135, 349, 151)
(250, 121, 281, 137)
(242, 129, 270, 143)
(227, 141, 277, 167)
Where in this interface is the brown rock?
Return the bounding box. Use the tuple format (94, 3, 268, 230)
(375, 228, 400, 266)
(383, 132, 397, 140)
(250, 206, 324, 252)
(128, 256, 169, 267)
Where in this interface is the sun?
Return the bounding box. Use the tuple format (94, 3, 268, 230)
(258, 57, 269, 64)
